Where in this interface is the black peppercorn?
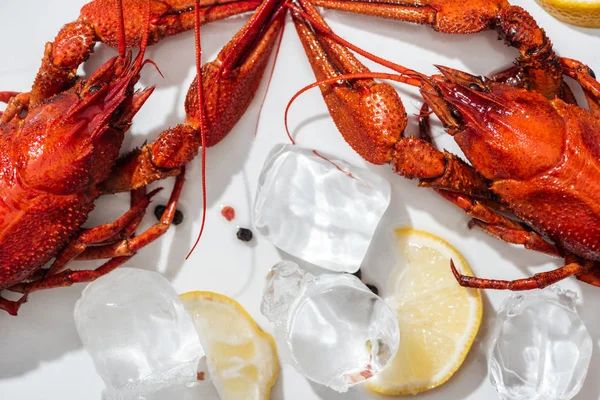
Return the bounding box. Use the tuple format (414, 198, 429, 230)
(154, 205, 184, 225)
(172, 210, 184, 225)
(236, 227, 253, 242)
(154, 205, 166, 220)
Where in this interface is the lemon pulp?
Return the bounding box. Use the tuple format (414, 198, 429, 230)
(180, 291, 279, 400)
(366, 228, 482, 395)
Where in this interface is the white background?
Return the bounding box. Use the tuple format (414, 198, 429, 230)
(1, 0, 599, 399)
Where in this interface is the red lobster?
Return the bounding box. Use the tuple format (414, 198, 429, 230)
(1, 0, 599, 318)
(0, 0, 286, 315)
(287, 0, 600, 290)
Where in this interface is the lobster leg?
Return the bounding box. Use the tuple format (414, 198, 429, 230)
(391, 104, 492, 197)
(99, 0, 286, 193)
(9, 258, 132, 295)
(437, 191, 519, 228)
(28, 0, 260, 107)
(490, 66, 578, 105)
(0, 92, 30, 123)
(560, 58, 600, 116)
(98, 187, 150, 244)
(310, 0, 567, 100)
(77, 171, 187, 261)
(577, 265, 600, 287)
(452, 260, 583, 290)
(9, 171, 185, 295)
(45, 188, 161, 276)
(436, 190, 561, 257)
(469, 219, 562, 257)
(0, 91, 19, 103)
(0, 294, 28, 316)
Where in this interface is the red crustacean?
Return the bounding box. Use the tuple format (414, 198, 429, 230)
(407, 66, 600, 290)
(2, 0, 600, 318)
(0, 20, 166, 314)
(285, 6, 600, 290)
(0, 0, 286, 315)
(420, 67, 600, 290)
(301, 0, 580, 102)
(22, 0, 261, 109)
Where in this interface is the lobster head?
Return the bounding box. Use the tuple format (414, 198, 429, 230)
(16, 53, 154, 195)
(421, 65, 565, 182)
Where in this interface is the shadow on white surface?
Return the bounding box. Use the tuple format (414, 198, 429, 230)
(0, 286, 83, 379)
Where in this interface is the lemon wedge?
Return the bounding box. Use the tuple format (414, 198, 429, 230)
(537, 0, 600, 27)
(179, 291, 279, 400)
(366, 228, 482, 395)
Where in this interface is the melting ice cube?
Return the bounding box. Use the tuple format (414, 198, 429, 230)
(254, 144, 391, 273)
(74, 268, 202, 399)
(261, 261, 399, 392)
(489, 287, 592, 400)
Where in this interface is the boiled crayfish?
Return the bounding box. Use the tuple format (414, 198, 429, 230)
(0, 0, 286, 315)
(287, 0, 600, 290)
(2, 0, 600, 317)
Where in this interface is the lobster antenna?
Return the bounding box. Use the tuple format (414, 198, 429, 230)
(254, 13, 286, 137)
(117, 0, 126, 57)
(135, 0, 152, 69)
(287, 3, 424, 81)
(187, 0, 208, 259)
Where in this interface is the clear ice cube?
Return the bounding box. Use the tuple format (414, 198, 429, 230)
(489, 287, 592, 400)
(74, 268, 202, 398)
(261, 261, 399, 392)
(254, 144, 391, 273)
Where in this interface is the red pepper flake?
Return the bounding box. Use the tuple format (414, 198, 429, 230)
(360, 369, 373, 380)
(197, 371, 205, 381)
(221, 206, 235, 221)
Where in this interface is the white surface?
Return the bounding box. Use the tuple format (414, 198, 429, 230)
(0, 1, 599, 399)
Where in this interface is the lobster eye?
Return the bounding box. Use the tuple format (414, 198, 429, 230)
(112, 104, 125, 119)
(588, 67, 596, 80)
(88, 84, 102, 94)
(450, 107, 463, 122)
(468, 83, 484, 92)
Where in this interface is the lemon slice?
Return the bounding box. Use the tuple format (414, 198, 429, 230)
(366, 228, 482, 395)
(180, 291, 279, 400)
(536, 0, 600, 27)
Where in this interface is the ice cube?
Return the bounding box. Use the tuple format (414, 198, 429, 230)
(488, 287, 592, 400)
(261, 261, 399, 392)
(74, 268, 202, 397)
(254, 144, 390, 273)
